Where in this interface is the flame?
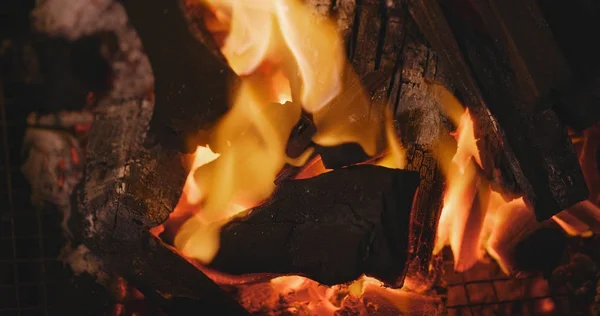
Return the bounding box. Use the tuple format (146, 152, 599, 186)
(206, 0, 344, 112)
(434, 109, 486, 271)
(376, 109, 407, 169)
(175, 79, 302, 262)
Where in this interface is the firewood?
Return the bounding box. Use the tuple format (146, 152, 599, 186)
(407, 0, 520, 198)
(470, 0, 600, 130)
(120, 0, 239, 154)
(208, 165, 420, 287)
(410, 0, 589, 220)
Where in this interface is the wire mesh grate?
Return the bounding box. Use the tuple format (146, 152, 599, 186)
(442, 250, 575, 316)
(1, 75, 66, 316)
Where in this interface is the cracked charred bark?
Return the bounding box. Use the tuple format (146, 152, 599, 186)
(324, 0, 451, 286)
(209, 165, 420, 287)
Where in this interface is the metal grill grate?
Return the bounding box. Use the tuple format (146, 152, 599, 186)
(0, 78, 66, 316)
(442, 250, 575, 315)
(1, 0, 69, 314)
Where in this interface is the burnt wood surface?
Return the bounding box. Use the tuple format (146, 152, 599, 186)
(409, 0, 589, 221)
(209, 165, 420, 287)
(304, 0, 451, 286)
(468, 0, 599, 130)
(79, 97, 248, 314)
(36, 1, 251, 313)
(121, 0, 239, 154)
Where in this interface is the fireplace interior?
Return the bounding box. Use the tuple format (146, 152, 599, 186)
(1, 0, 600, 315)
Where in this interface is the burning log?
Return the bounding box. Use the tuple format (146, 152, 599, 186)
(206, 165, 420, 287)
(409, 0, 589, 220)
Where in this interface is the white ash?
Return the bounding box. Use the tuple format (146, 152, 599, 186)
(33, 0, 154, 100)
(21, 128, 83, 237)
(60, 242, 109, 284)
(28, 0, 155, 239)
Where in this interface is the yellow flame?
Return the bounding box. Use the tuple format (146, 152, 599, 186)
(377, 109, 407, 169)
(205, 0, 344, 113)
(174, 0, 373, 264)
(185, 146, 221, 204)
(175, 78, 301, 262)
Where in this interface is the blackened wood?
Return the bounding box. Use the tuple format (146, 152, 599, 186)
(32, 33, 114, 113)
(440, 0, 588, 220)
(209, 165, 420, 287)
(387, 15, 448, 286)
(306, 1, 449, 287)
(407, 0, 520, 197)
(469, 0, 572, 103)
(411, 0, 588, 220)
(120, 0, 239, 154)
(469, 0, 600, 130)
(315, 143, 370, 169)
(79, 98, 247, 313)
(101, 232, 249, 315)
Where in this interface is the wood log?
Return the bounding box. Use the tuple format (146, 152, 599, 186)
(26, 0, 250, 312)
(466, 0, 599, 130)
(305, 0, 451, 288)
(406, 0, 522, 206)
(208, 165, 420, 287)
(120, 0, 239, 154)
(387, 17, 449, 287)
(409, 0, 588, 220)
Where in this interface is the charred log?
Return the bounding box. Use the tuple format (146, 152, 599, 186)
(409, 0, 589, 220)
(120, 0, 239, 154)
(389, 17, 450, 287)
(468, 0, 600, 130)
(208, 165, 420, 287)
(26, 1, 252, 312)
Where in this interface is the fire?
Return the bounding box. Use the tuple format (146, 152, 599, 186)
(153, 0, 600, 313)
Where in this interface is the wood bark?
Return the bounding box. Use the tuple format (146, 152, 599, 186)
(294, 0, 451, 286)
(209, 165, 420, 287)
